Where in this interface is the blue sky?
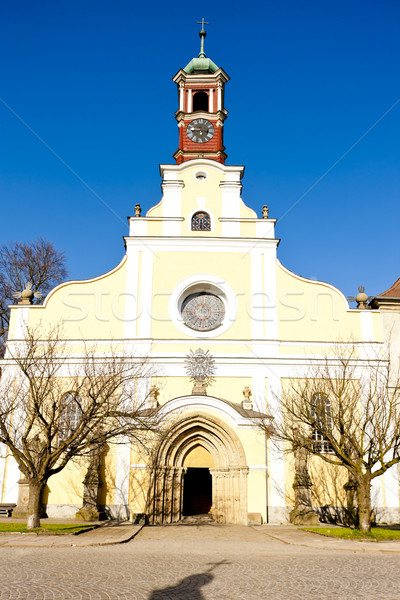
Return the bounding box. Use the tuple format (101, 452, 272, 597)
(1, 0, 399, 299)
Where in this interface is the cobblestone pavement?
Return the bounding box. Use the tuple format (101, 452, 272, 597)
(1, 524, 400, 600)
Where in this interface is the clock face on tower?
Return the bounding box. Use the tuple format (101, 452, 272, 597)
(181, 293, 225, 331)
(187, 119, 215, 144)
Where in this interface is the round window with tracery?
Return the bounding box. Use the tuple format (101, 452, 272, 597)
(181, 293, 225, 331)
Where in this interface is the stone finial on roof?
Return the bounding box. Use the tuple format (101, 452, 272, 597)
(13, 282, 43, 305)
(134, 204, 141, 217)
(347, 285, 373, 309)
(242, 386, 253, 410)
(148, 385, 159, 409)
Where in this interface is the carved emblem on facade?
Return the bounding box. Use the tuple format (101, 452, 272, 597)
(185, 348, 216, 394)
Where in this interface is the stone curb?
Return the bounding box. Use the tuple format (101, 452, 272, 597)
(85, 524, 144, 547)
(0, 524, 144, 548)
(253, 526, 400, 554)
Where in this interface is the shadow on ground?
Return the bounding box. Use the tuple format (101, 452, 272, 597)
(148, 560, 229, 599)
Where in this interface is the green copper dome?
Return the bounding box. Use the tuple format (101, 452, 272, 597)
(184, 56, 219, 74)
(184, 19, 219, 74)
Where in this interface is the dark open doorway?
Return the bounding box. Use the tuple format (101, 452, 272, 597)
(183, 468, 212, 515)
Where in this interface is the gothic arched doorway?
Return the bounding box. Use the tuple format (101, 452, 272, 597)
(148, 413, 249, 525)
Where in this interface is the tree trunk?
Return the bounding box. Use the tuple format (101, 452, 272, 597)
(357, 477, 372, 533)
(27, 480, 45, 529)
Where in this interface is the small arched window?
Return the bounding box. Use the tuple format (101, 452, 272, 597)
(311, 393, 334, 453)
(59, 392, 82, 444)
(193, 91, 209, 112)
(191, 211, 211, 231)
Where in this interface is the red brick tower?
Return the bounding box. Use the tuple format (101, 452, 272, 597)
(172, 20, 229, 165)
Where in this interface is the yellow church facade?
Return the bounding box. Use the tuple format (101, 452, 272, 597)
(1, 32, 399, 525)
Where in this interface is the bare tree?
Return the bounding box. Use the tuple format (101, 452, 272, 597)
(257, 347, 400, 532)
(0, 238, 67, 355)
(0, 325, 162, 529)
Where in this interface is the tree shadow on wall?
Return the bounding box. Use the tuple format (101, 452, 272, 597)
(148, 560, 229, 599)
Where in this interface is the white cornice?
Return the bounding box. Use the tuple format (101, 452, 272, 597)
(172, 68, 230, 85)
(128, 217, 184, 222)
(159, 159, 245, 178)
(175, 110, 227, 122)
(219, 218, 277, 223)
(124, 236, 280, 251)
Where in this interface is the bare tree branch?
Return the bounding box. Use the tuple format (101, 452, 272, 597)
(256, 345, 400, 532)
(0, 324, 163, 528)
(0, 238, 68, 355)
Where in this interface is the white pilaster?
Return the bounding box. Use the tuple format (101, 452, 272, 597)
(124, 249, 141, 338)
(12, 305, 30, 341)
(138, 249, 154, 338)
(360, 310, 374, 342)
(179, 85, 184, 111)
(266, 372, 287, 514)
(263, 250, 279, 340)
(114, 437, 131, 516)
(220, 181, 241, 236)
(161, 181, 184, 216)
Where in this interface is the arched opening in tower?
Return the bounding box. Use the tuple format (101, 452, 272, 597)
(182, 467, 212, 515)
(193, 91, 209, 112)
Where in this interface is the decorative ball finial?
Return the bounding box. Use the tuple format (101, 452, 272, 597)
(347, 285, 373, 310)
(13, 282, 43, 305)
(197, 18, 209, 58)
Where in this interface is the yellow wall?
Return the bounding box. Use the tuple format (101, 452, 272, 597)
(276, 262, 366, 342)
(24, 257, 127, 340)
(151, 251, 251, 339)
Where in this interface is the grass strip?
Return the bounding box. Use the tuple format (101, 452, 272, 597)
(303, 526, 400, 541)
(0, 523, 98, 535)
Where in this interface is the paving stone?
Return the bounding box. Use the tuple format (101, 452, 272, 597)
(0, 524, 400, 599)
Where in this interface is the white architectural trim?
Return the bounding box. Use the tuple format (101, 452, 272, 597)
(114, 436, 131, 511)
(265, 371, 286, 510)
(12, 305, 30, 341)
(159, 395, 259, 429)
(138, 250, 154, 338)
(124, 237, 280, 253)
(124, 249, 141, 338)
(360, 310, 374, 342)
(159, 159, 244, 180)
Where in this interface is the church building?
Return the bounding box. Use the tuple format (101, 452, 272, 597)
(1, 25, 399, 525)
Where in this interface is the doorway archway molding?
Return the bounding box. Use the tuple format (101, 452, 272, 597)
(148, 409, 249, 525)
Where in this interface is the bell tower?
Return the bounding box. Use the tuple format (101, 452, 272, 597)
(172, 20, 229, 165)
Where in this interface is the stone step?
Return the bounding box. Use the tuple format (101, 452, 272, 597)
(179, 514, 214, 525)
